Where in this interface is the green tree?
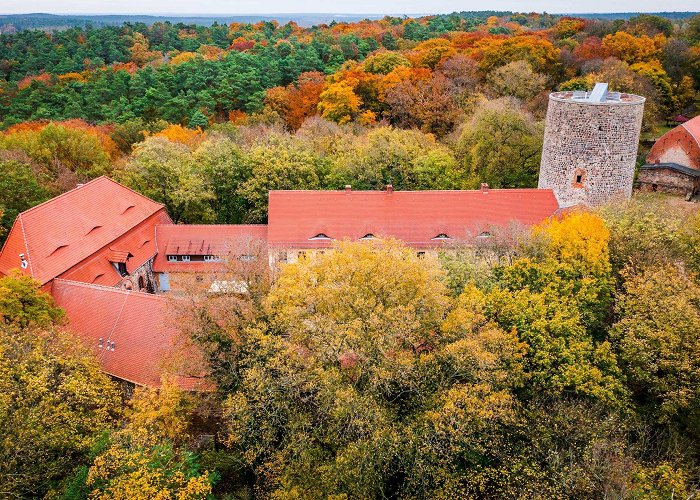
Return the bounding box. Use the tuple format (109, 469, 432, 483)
(0, 159, 49, 242)
(612, 265, 700, 422)
(239, 136, 329, 222)
(119, 136, 214, 223)
(0, 272, 120, 497)
(457, 98, 543, 188)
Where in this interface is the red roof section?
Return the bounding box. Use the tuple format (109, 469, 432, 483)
(153, 224, 268, 272)
(0, 177, 166, 284)
(60, 210, 172, 287)
(647, 115, 700, 170)
(52, 279, 209, 389)
(267, 188, 560, 248)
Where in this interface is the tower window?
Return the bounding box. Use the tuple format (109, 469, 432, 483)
(576, 174, 583, 183)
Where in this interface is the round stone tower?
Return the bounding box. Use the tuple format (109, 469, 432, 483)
(538, 83, 645, 207)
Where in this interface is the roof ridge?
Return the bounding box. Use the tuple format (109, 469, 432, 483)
(17, 214, 34, 277)
(53, 278, 166, 302)
(18, 176, 164, 218)
(156, 224, 268, 228)
(269, 188, 554, 194)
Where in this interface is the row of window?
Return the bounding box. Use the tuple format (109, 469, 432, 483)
(310, 233, 452, 241)
(166, 254, 255, 263)
(308, 232, 492, 241)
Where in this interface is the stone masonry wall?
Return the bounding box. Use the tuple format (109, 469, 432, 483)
(638, 168, 699, 196)
(538, 93, 645, 207)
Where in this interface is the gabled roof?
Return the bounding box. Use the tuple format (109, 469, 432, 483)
(0, 177, 166, 284)
(61, 210, 172, 287)
(153, 224, 268, 272)
(52, 279, 209, 389)
(267, 188, 560, 248)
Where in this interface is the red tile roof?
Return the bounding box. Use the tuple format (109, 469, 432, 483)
(153, 224, 268, 273)
(647, 115, 700, 170)
(267, 188, 560, 248)
(0, 177, 166, 284)
(52, 279, 210, 390)
(60, 210, 172, 287)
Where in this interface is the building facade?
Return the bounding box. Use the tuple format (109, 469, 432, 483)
(538, 83, 645, 207)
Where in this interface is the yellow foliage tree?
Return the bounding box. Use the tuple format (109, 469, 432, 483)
(317, 80, 362, 124)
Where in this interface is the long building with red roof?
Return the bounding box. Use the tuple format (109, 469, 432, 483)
(0, 178, 561, 389)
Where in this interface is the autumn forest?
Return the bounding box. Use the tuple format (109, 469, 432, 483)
(1, 10, 700, 499)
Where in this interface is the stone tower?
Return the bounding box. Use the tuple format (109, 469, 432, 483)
(538, 83, 645, 207)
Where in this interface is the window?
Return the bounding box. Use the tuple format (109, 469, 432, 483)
(238, 254, 255, 262)
(360, 233, 376, 240)
(477, 231, 492, 239)
(417, 251, 426, 258)
(297, 251, 306, 260)
(181, 255, 191, 262)
(310, 233, 331, 240)
(204, 255, 219, 262)
(138, 276, 145, 290)
(575, 174, 583, 184)
(116, 262, 128, 276)
(167, 255, 177, 262)
(432, 233, 450, 240)
(277, 251, 288, 263)
(98, 337, 103, 349)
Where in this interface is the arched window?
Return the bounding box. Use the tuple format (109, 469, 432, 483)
(309, 233, 331, 240)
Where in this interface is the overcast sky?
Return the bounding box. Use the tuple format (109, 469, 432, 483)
(1, 0, 698, 15)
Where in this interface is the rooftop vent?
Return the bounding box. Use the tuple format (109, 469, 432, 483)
(480, 183, 489, 193)
(18, 253, 28, 270)
(121, 204, 136, 215)
(86, 225, 102, 235)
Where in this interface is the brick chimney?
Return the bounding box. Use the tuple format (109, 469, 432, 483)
(480, 183, 489, 193)
(386, 184, 394, 193)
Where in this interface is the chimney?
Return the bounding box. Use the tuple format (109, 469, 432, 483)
(344, 185, 352, 193)
(386, 184, 394, 193)
(480, 183, 489, 193)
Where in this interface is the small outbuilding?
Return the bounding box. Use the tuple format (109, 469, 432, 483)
(640, 115, 700, 198)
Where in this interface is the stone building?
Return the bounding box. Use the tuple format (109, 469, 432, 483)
(639, 115, 700, 198)
(538, 83, 645, 207)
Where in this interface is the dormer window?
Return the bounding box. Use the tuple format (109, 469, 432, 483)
(309, 233, 331, 240)
(477, 231, 492, 239)
(360, 233, 376, 240)
(432, 233, 450, 240)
